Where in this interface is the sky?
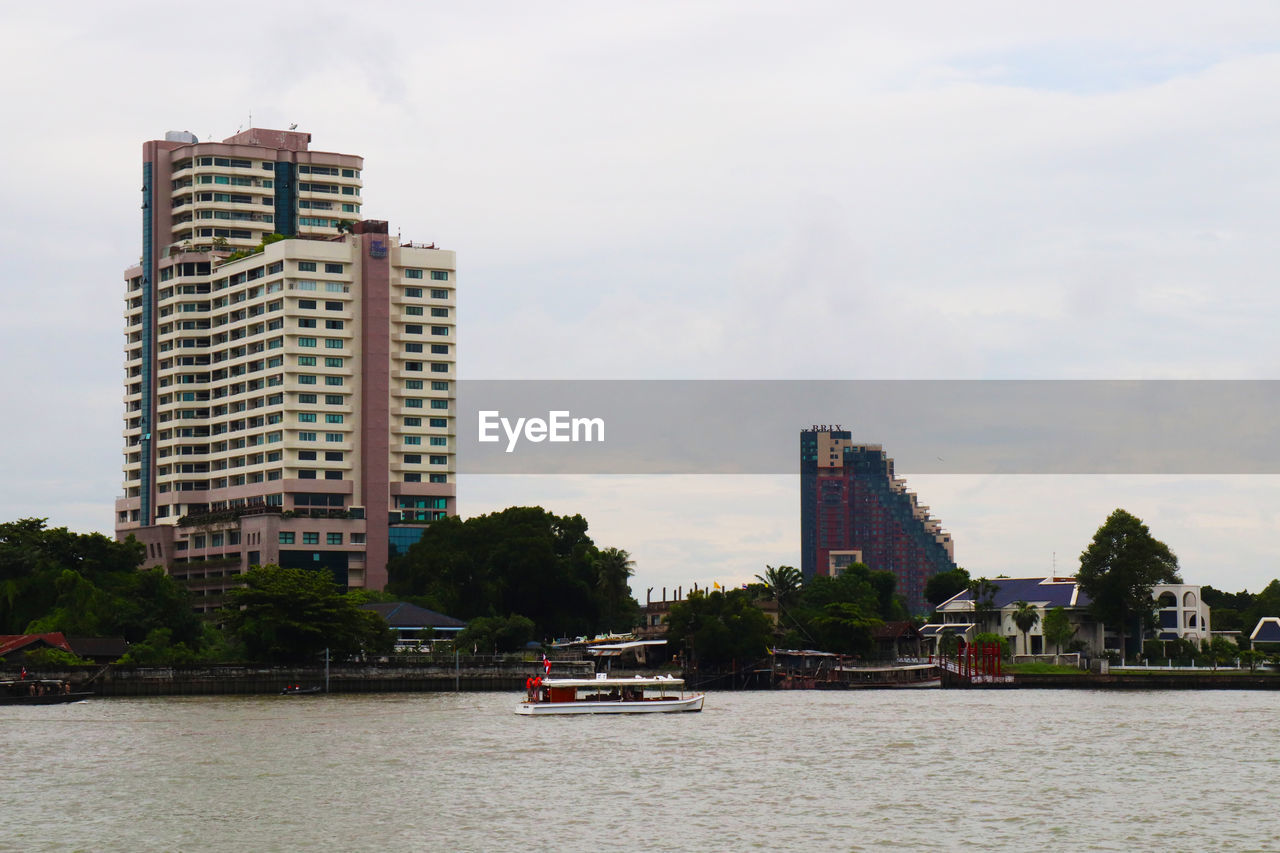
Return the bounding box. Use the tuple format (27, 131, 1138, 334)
(2, 1, 1279, 598)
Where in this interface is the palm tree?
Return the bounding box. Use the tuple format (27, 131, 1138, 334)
(755, 565, 802, 606)
(594, 547, 635, 632)
(1011, 600, 1040, 657)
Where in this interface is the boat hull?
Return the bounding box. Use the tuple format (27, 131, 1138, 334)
(0, 692, 94, 706)
(516, 694, 704, 715)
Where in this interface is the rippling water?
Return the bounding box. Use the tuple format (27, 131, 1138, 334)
(2, 689, 1277, 851)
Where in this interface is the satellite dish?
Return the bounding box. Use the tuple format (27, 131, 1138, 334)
(289, 122, 298, 130)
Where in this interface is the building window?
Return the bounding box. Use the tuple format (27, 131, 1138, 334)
(431, 381, 449, 391)
(429, 455, 448, 465)
(405, 269, 423, 279)
(431, 345, 450, 354)
(404, 473, 422, 483)
(430, 363, 449, 373)
(404, 436, 421, 445)
(325, 376, 343, 386)
(299, 413, 317, 423)
(298, 469, 316, 479)
(405, 399, 423, 408)
(325, 433, 343, 442)
(405, 325, 423, 335)
(324, 470, 342, 480)
(325, 357, 344, 367)
(351, 533, 366, 544)
(404, 362, 423, 372)
(405, 380, 423, 390)
(431, 308, 449, 318)
(298, 261, 317, 272)
(430, 436, 447, 446)
(404, 454, 422, 464)
(431, 271, 449, 281)
(325, 414, 344, 424)
(327, 532, 342, 545)
(324, 451, 344, 461)
(298, 299, 316, 309)
(299, 394, 317, 404)
(405, 306, 423, 316)
(299, 375, 317, 385)
(325, 339, 343, 349)
(404, 417, 422, 426)
(431, 326, 449, 336)
(429, 473, 448, 483)
(431, 289, 448, 299)
(429, 417, 447, 428)
(299, 450, 317, 460)
(279, 532, 295, 544)
(325, 320, 344, 330)
(325, 301, 342, 311)
(431, 400, 448, 410)
(299, 431, 317, 441)
(299, 337, 317, 347)
(324, 394, 343, 405)
(324, 263, 344, 274)
(298, 356, 317, 366)
(303, 532, 320, 545)
(405, 343, 424, 353)
(404, 287, 423, 298)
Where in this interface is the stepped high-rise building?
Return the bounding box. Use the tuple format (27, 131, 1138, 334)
(117, 128, 455, 610)
(800, 428, 955, 613)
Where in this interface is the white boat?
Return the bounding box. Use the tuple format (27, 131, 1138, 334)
(516, 674, 705, 716)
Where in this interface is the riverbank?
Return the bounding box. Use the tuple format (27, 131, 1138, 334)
(1, 660, 596, 696)
(1012, 670, 1280, 689)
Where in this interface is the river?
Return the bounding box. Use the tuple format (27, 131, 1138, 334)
(2, 689, 1276, 851)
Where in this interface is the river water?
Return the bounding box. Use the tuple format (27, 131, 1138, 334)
(2, 689, 1276, 852)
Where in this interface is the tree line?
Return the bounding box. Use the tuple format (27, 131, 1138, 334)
(0, 508, 640, 666)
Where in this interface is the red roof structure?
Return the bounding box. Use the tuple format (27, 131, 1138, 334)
(0, 633, 74, 658)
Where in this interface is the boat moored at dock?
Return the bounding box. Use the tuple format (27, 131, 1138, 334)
(516, 674, 704, 715)
(0, 679, 93, 705)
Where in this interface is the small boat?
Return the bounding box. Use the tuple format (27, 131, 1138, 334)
(0, 679, 93, 705)
(281, 685, 323, 695)
(516, 674, 704, 716)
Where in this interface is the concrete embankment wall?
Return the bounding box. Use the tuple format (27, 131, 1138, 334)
(1013, 672, 1280, 689)
(4, 661, 597, 697)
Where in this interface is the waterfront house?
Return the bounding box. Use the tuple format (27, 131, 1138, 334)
(923, 577, 1212, 657)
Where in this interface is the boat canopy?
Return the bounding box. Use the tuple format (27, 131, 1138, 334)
(540, 675, 684, 689)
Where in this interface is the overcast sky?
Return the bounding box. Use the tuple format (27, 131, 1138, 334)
(2, 2, 1279, 598)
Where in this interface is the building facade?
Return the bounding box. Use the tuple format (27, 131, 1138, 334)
(116, 129, 455, 611)
(800, 427, 955, 613)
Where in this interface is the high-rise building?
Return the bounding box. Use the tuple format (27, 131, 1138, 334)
(800, 427, 955, 613)
(116, 128, 455, 610)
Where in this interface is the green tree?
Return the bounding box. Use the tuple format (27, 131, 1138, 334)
(222, 565, 393, 663)
(925, 568, 971, 608)
(1203, 636, 1238, 671)
(755, 565, 803, 607)
(1077, 509, 1180, 657)
(665, 589, 774, 669)
(388, 507, 627, 638)
(1042, 606, 1076, 655)
(1238, 648, 1268, 672)
(594, 547, 637, 633)
(968, 578, 999, 631)
(1011, 601, 1040, 656)
(456, 614, 536, 654)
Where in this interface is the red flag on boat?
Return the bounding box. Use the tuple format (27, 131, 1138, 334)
(543, 654, 551, 674)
